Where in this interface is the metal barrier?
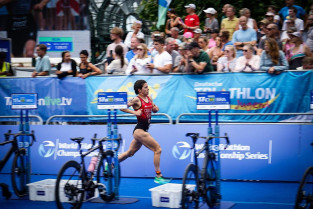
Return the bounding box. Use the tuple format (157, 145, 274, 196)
(0, 115, 44, 125)
(45, 113, 173, 125)
(176, 112, 313, 124)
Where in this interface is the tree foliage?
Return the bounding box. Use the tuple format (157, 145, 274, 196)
(138, 0, 311, 32)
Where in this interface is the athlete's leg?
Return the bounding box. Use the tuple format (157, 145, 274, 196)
(133, 129, 162, 176)
(118, 138, 142, 162)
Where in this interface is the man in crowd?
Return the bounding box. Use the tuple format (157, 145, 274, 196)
(125, 37, 144, 62)
(193, 29, 202, 43)
(146, 37, 172, 74)
(165, 37, 181, 72)
(186, 42, 213, 73)
(257, 23, 282, 55)
(32, 44, 51, 77)
(279, 0, 306, 20)
(181, 3, 199, 36)
(219, 30, 233, 51)
(106, 27, 128, 59)
(232, 16, 257, 57)
(281, 7, 304, 35)
(221, 5, 239, 40)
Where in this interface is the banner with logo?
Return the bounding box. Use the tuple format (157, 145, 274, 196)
(86, 71, 313, 122)
(0, 77, 87, 121)
(0, 124, 311, 181)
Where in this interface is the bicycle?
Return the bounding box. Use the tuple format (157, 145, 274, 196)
(181, 132, 230, 209)
(55, 133, 122, 209)
(294, 143, 313, 209)
(0, 130, 36, 198)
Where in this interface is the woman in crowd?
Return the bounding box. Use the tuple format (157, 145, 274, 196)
(285, 32, 313, 69)
(56, 51, 77, 79)
(106, 45, 128, 74)
(77, 50, 102, 79)
(124, 20, 145, 49)
(305, 14, 313, 52)
(217, 45, 237, 72)
(260, 38, 289, 74)
(165, 8, 182, 36)
(126, 43, 151, 75)
(203, 8, 219, 36)
(236, 8, 258, 31)
(267, 5, 280, 27)
(234, 44, 260, 72)
(208, 36, 224, 71)
(198, 36, 210, 54)
(208, 30, 219, 48)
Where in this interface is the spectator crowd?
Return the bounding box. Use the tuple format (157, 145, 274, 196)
(2, 1, 313, 78)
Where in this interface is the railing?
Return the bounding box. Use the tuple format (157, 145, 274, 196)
(175, 112, 313, 125)
(0, 115, 44, 125)
(45, 113, 173, 125)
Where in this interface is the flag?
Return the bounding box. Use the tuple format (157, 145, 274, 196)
(156, 0, 172, 29)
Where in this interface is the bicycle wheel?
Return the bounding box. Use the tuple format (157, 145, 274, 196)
(55, 160, 85, 209)
(182, 163, 199, 209)
(295, 166, 313, 209)
(204, 153, 219, 208)
(11, 149, 28, 197)
(96, 155, 120, 201)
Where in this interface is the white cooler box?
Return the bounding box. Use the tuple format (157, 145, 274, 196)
(149, 183, 196, 208)
(27, 179, 99, 202)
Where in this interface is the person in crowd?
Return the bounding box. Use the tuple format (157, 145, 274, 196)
(170, 27, 182, 45)
(106, 27, 128, 60)
(221, 5, 239, 40)
(198, 36, 210, 55)
(234, 44, 260, 72)
(219, 30, 233, 51)
(281, 19, 296, 42)
(208, 36, 224, 71)
(267, 5, 281, 26)
(259, 38, 289, 74)
(285, 32, 313, 69)
(165, 8, 182, 37)
(126, 43, 151, 75)
(56, 51, 77, 79)
(186, 42, 213, 73)
(193, 28, 202, 43)
(77, 50, 102, 78)
(126, 37, 144, 62)
(236, 8, 258, 31)
(220, 4, 231, 22)
(257, 19, 269, 43)
(264, 12, 275, 25)
(296, 56, 313, 70)
(175, 42, 192, 73)
(232, 16, 257, 58)
(0, 52, 13, 77)
(146, 36, 172, 74)
(106, 45, 128, 74)
(124, 20, 145, 49)
(165, 37, 181, 72)
(208, 30, 219, 49)
(217, 45, 237, 72)
(258, 24, 282, 55)
(32, 44, 51, 77)
(281, 7, 304, 35)
(282, 27, 297, 60)
(181, 4, 200, 37)
(306, 15, 313, 52)
(203, 8, 219, 36)
(182, 32, 193, 43)
(279, 0, 306, 20)
(148, 31, 161, 50)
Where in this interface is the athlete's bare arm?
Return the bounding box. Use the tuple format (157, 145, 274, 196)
(149, 96, 159, 113)
(121, 97, 142, 116)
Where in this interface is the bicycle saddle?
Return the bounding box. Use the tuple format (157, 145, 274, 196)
(186, 133, 199, 137)
(70, 137, 84, 143)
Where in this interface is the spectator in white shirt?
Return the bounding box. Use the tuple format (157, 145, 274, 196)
(126, 43, 151, 75)
(282, 7, 304, 35)
(234, 44, 260, 72)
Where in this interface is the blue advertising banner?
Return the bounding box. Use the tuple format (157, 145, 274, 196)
(0, 77, 87, 120)
(0, 124, 311, 181)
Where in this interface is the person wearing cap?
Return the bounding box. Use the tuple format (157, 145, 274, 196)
(236, 8, 258, 32)
(267, 5, 281, 26)
(180, 4, 200, 36)
(286, 31, 313, 69)
(265, 12, 275, 24)
(146, 36, 172, 74)
(186, 42, 213, 73)
(221, 5, 239, 40)
(193, 28, 202, 43)
(257, 19, 269, 43)
(282, 7, 304, 35)
(170, 27, 182, 46)
(278, 0, 306, 21)
(232, 16, 257, 58)
(0, 52, 13, 77)
(203, 8, 219, 35)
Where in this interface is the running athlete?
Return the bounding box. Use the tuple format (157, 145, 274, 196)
(118, 80, 170, 184)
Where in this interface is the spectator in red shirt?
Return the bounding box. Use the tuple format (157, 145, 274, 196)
(181, 4, 200, 37)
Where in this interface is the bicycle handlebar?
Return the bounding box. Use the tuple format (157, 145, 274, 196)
(1, 130, 36, 146)
(186, 132, 230, 149)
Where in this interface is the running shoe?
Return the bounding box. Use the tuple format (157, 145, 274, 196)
(154, 176, 172, 184)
